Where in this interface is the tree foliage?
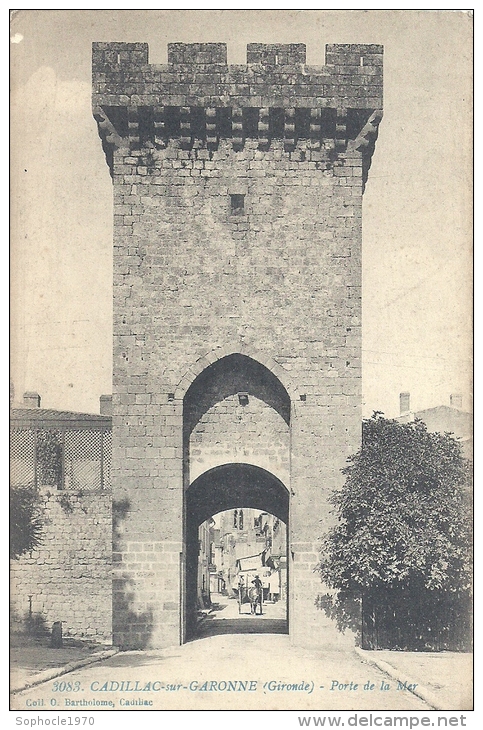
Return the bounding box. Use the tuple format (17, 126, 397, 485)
(316, 413, 472, 649)
(36, 429, 63, 488)
(10, 485, 44, 559)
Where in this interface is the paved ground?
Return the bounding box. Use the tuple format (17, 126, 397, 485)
(357, 649, 473, 712)
(10, 636, 111, 692)
(11, 595, 472, 712)
(197, 592, 288, 638)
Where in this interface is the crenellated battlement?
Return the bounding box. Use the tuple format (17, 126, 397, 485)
(92, 41, 383, 72)
(167, 42, 228, 65)
(92, 41, 149, 67)
(92, 41, 382, 106)
(93, 42, 382, 163)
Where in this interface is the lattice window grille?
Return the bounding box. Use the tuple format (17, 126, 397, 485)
(10, 426, 112, 491)
(101, 430, 112, 490)
(64, 429, 102, 491)
(10, 428, 36, 488)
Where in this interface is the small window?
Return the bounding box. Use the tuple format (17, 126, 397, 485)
(230, 194, 245, 215)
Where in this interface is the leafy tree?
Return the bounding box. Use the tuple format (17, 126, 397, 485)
(316, 413, 472, 650)
(10, 485, 44, 559)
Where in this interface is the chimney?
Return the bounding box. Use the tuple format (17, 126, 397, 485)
(100, 394, 112, 416)
(23, 391, 41, 408)
(450, 393, 462, 410)
(399, 392, 410, 414)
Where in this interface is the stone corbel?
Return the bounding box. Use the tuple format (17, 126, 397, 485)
(348, 109, 383, 190)
(93, 105, 127, 177)
(349, 109, 383, 153)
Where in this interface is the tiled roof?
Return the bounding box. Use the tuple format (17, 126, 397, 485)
(10, 407, 111, 428)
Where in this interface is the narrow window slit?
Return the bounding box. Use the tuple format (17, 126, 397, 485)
(230, 194, 245, 215)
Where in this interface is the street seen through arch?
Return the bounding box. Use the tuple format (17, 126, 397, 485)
(194, 507, 288, 639)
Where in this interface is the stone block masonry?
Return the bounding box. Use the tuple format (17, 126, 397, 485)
(10, 490, 112, 642)
(93, 41, 383, 649)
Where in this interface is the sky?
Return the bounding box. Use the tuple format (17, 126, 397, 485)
(10, 9, 473, 419)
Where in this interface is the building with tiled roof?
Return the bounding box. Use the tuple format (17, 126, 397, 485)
(10, 392, 112, 492)
(395, 392, 472, 460)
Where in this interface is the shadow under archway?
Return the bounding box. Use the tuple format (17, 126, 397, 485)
(187, 463, 289, 526)
(183, 353, 291, 437)
(185, 464, 289, 641)
(194, 617, 288, 641)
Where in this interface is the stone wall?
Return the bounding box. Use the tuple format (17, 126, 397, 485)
(190, 394, 289, 483)
(10, 490, 112, 642)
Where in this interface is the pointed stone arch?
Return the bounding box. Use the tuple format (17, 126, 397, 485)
(174, 342, 299, 408)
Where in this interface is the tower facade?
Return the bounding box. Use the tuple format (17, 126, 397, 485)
(93, 41, 383, 649)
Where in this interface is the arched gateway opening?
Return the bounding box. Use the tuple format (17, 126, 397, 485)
(182, 354, 291, 641)
(185, 465, 289, 638)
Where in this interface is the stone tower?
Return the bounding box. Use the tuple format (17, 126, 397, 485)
(92, 41, 383, 649)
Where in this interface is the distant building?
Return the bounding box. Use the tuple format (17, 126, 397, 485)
(395, 392, 472, 460)
(214, 508, 287, 602)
